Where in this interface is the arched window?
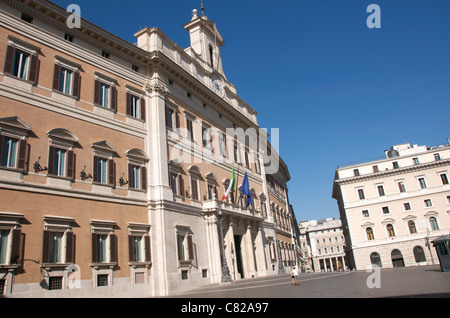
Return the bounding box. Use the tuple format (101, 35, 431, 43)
(408, 220, 417, 234)
(429, 217, 439, 231)
(386, 224, 395, 237)
(370, 252, 382, 268)
(366, 227, 374, 240)
(413, 246, 426, 263)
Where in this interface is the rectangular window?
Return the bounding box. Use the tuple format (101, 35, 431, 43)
(404, 202, 411, 211)
(424, 199, 432, 207)
(170, 172, 178, 195)
(357, 188, 365, 200)
(0, 230, 9, 264)
(48, 232, 63, 263)
(398, 181, 406, 193)
(97, 158, 107, 184)
(130, 95, 139, 118)
(434, 153, 441, 161)
(1, 137, 18, 168)
(131, 166, 140, 189)
(440, 173, 449, 185)
(132, 236, 142, 262)
(393, 161, 399, 169)
(99, 83, 110, 108)
(362, 210, 370, 218)
(97, 274, 109, 286)
(13, 49, 30, 80)
(186, 118, 194, 141)
(59, 67, 72, 95)
(96, 234, 107, 263)
(48, 276, 63, 290)
(53, 148, 66, 177)
(353, 169, 360, 176)
(377, 185, 385, 196)
(413, 157, 419, 165)
(382, 206, 390, 214)
(418, 177, 427, 189)
(167, 108, 174, 129)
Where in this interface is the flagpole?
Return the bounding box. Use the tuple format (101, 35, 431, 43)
(235, 164, 240, 205)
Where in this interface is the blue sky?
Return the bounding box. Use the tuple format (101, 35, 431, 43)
(53, 0, 450, 222)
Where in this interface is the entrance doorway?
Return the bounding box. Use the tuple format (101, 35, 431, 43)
(234, 235, 244, 279)
(391, 249, 405, 267)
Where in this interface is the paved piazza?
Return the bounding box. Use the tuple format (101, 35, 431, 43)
(172, 265, 450, 298)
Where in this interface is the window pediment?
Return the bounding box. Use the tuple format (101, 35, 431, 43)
(92, 140, 117, 158)
(0, 116, 32, 138)
(126, 148, 149, 163)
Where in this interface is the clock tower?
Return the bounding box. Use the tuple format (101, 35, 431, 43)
(183, 7, 226, 79)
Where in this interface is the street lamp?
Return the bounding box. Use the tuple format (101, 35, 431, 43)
(273, 218, 286, 274)
(217, 200, 232, 283)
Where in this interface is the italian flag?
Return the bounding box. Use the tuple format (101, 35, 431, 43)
(222, 165, 235, 200)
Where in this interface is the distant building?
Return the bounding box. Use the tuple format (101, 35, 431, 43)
(332, 141, 450, 270)
(299, 218, 347, 272)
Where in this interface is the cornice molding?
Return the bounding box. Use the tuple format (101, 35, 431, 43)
(335, 159, 450, 185)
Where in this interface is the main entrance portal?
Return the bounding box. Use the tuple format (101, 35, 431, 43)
(234, 235, 244, 279)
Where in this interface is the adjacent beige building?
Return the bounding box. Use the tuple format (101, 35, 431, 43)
(0, 0, 296, 297)
(332, 141, 450, 270)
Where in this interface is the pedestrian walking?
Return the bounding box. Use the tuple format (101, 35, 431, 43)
(291, 267, 300, 286)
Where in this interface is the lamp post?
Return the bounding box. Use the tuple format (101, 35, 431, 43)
(273, 218, 286, 274)
(217, 200, 232, 283)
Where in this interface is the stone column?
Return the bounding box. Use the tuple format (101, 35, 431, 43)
(244, 223, 257, 278)
(145, 80, 172, 202)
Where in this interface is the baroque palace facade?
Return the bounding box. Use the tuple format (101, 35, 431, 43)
(333, 141, 450, 270)
(0, 0, 298, 297)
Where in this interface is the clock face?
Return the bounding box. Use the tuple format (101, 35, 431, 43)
(212, 77, 224, 97)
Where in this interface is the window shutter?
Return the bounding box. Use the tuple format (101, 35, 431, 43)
(191, 178, 198, 200)
(128, 235, 134, 262)
(0, 136, 4, 161)
(29, 54, 39, 84)
(176, 233, 182, 261)
(126, 92, 131, 116)
(141, 166, 147, 191)
(65, 231, 75, 263)
(17, 140, 27, 171)
(91, 233, 97, 263)
(187, 235, 194, 260)
(144, 235, 151, 262)
(175, 111, 180, 129)
(140, 98, 146, 121)
(53, 64, 61, 91)
(94, 80, 100, 105)
(93, 156, 98, 182)
(4, 45, 15, 74)
(165, 105, 170, 128)
(110, 86, 117, 112)
(128, 164, 134, 189)
(48, 146, 55, 175)
(10, 229, 22, 265)
(73, 71, 81, 99)
(42, 230, 50, 263)
(108, 159, 115, 185)
(67, 150, 74, 179)
(179, 174, 184, 198)
(109, 234, 118, 263)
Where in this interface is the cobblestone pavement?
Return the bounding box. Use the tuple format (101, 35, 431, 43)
(171, 265, 450, 298)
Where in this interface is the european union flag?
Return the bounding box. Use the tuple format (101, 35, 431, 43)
(241, 171, 252, 208)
